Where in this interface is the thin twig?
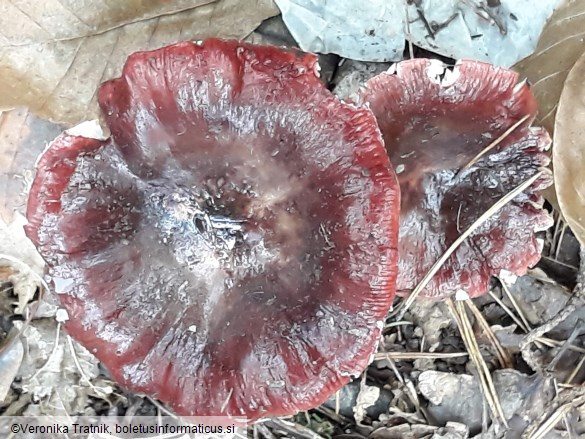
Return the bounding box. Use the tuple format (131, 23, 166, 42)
(521, 247, 585, 372)
(313, 405, 351, 425)
(526, 395, 585, 439)
(566, 355, 585, 384)
(147, 396, 178, 418)
(385, 320, 414, 329)
(555, 222, 568, 262)
(536, 336, 585, 354)
(404, 1, 414, 59)
(547, 323, 583, 372)
(374, 351, 468, 361)
(385, 354, 405, 384)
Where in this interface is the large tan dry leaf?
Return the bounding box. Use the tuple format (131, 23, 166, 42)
(554, 51, 585, 246)
(0, 0, 279, 125)
(514, 0, 585, 135)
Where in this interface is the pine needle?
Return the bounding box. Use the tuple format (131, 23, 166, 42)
(447, 299, 508, 427)
(465, 299, 513, 369)
(457, 114, 530, 175)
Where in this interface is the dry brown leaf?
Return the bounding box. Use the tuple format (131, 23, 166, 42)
(0, 0, 279, 125)
(554, 50, 585, 246)
(514, 0, 585, 135)
(0, 109, 62, 222)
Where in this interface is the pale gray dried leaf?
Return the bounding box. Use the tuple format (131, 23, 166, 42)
(275, 0, 406, 62)
(0, 0, 279, 125)
(0, 339, 23, 402)
(419, 370, 555, 436)
(276, 0, 559, 66)
(407, 0, 562, 68)
(354, 380, 381, 424)
(501, 275, 575, 336)
(404, 300, 453, 347)
(514, 0, 585, 135)
(554, 50, 585, 247)
(15, 319, 105, 416)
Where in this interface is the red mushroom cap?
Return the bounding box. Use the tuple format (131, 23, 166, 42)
(354, 59, 552, 300)
(25, 40, 400, 421)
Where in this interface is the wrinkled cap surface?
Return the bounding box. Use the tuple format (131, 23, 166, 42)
(355, 59, 552, 299)
(25, 40, 400, 421)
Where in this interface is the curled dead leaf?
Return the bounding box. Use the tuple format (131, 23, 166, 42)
(554, 50, 585, 246)
(0, 0, 278, 125)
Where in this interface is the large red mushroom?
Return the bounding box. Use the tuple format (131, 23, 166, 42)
(354, 59, 552, 300)
(25, 40, 400, 421)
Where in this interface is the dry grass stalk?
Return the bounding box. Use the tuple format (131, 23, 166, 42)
(567, 355, 585, 384)
(447, 299, 508, 427)
(488, 290, 530, 332)
(499, 279, 533, 331)
(465, 299, 513, 368)
(374, 352, 468, 361)
(526, 395, 585, 439)
(458, 114, 530, 174)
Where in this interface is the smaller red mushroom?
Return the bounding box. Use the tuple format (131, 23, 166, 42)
(25, 40, 400, 421)
(354, 59, 553, 300)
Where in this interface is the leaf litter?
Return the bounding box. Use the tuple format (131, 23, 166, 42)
(275, 0, 561, 66)
(2, 6, 585, 439)
(553, 50, 585, 247)
(513, 0, 585, 208)
(513, 0, 585, 135)
(0, 0, 279, 125)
